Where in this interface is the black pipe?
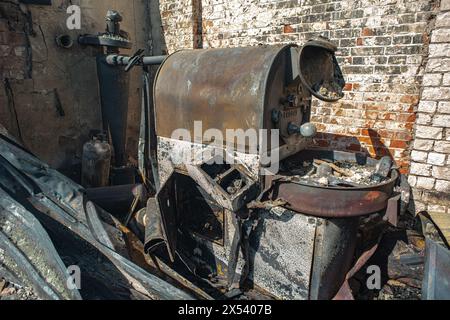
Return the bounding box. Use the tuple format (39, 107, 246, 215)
(96, 55, 130, 167)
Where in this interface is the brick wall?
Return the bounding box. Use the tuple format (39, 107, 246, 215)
(160, 0, 195, 50)
(409, 0, 450, 214)
(159, 0, 438, 174)
(158, 0, 450, 212)
(1, 1, 448, 213)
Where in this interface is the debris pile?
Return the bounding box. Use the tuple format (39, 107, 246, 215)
(351, 213, 425, 301)
(313, 80, 344, 100)
(226, 179, 244, 195)
(283, 156, 393, 188)
(0, 278, 39, 300)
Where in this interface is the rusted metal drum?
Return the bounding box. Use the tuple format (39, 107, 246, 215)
(153, 45, 296, 144)
(265, 150, 399, 218)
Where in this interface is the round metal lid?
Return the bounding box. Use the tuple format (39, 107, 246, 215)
(299, 38, 346, 102)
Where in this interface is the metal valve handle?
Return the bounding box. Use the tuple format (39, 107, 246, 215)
(125, 49, 145, 72)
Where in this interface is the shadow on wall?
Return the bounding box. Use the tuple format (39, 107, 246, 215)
(147, 0, 169, 56)
(312, 129, 394, 162)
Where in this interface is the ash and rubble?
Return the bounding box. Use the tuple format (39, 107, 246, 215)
(0, 278, 39, 301)
(281, 156, 393, 188)
(0, 241, 39, 301)
(353, 213, 426, 301)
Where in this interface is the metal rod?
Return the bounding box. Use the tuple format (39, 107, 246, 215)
(106, 54, 167, 66)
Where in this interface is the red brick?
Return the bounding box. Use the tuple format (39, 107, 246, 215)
(395, 131, 413, 141)
(400, 95, 419, 104)
(379, 112, 396, 120)
(390, 140, 408, 149)
(398, 113, 416, 123)
(283, 24, 295, 33)
(361, 27, 374, 36)
(343, 83, 353, 91)
(377, 130, 397, 139)
(365, 111, 378, 120)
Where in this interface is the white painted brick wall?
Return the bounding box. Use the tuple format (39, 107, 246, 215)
(409, 0, 450, 214)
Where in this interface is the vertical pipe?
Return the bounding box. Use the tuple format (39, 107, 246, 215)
(191, 0, 203, 49)
(96, 55, 130, 167)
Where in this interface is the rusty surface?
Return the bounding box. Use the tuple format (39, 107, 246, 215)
(267, 180, 398, 218)
(265, 150, 399, 218)
(333, 242, 380, 300)
(299, 39, 345, 102)
(153, 45, 294, 145)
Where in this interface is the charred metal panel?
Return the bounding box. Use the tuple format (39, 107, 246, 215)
(248, 208, 318, 300)
(0, 189, 82, 300)
(422, 239, 450, 300)
(309, 217, 359, 300)
(176, 205, 319, 300)
(186, 163, 258, 212)
(157, 137, 261, 188)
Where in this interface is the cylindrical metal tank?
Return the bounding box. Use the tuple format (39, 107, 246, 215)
(153, 44, 310, 149)
(81, 135, 111, 188)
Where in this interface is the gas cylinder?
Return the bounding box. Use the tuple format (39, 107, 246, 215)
(81, 134, 111, 188)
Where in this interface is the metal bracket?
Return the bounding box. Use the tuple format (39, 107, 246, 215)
(384, 194, 401, 227)
(125, 49, 145, 72)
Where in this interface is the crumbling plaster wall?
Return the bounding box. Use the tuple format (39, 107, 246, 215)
(0, 0, 148, 171)
(159, 0, 450, 213)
